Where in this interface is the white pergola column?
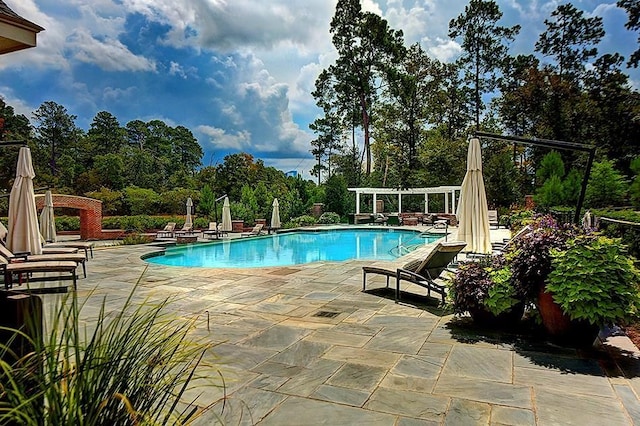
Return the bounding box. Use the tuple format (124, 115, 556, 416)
(373, 193, 378, 214)
(444, 192, 449, 214)
(424, 194, 429, 213)
(451, 189, 456, 214)
(355, 191, 360, 214)
(398, 194, 402, 213)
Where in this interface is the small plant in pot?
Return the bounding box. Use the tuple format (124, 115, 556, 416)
(449, 255, 524, 326)
(543, 234, 640, 343)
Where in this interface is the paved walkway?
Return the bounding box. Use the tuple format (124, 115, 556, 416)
(31, 227, 640, 424)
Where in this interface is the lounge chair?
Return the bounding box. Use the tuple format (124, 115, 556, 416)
(157, 222, 176, 238)
(0, 242, 88, 278)
(44, 241, 95, 259)
(241, 224, 264, 237)
(203, 222, 228, 239)
(488, 210, 499, 229)
(363, 241, 466, 303)
(1, 256, 78, 292)
(372, 213, 388, 225)
(174, 223, 194, 236)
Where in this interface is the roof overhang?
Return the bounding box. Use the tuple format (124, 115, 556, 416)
(0, 1, 44, 54)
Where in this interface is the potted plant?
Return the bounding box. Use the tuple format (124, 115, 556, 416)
(449, 255, 524, 326)
(544, 235, 640, 343)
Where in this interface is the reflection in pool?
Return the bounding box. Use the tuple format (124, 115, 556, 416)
(143, 228, 443, 268)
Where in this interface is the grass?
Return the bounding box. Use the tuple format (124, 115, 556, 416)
(0, 270, 223, 425)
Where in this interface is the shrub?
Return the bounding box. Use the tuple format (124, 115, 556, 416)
(124, 186, 160, 216)
(85, 187, 124, 215)
(317, 212, 341, 224)
(585, 159, 628, 208)
(546, 235, 640, 327)
(55, 215, 80, 232)
(449, 255, 519, 316)
(121, 233, 155, 245)
(508, 215, 579, 301)
(285, 215, 317, 228)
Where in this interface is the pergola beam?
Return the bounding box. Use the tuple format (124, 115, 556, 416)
(474, 131, 597, 224)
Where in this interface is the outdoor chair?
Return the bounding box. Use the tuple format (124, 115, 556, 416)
(372, 213, 388, 225)
(241, 224, 264, 237)
(488, 210, 500, 229)
(203, 222, 228, 239)
(0, 242, 88, 278)
(174, 223, 194, 236)
(363, 241, 466, 303)
(44, 241, 95, 259)
(0, 255, 78, 292)
(157, 222, 176, 238)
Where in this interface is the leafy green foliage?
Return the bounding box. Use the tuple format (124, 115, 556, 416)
(85, 187, 124, 216)
(54, 215, 80, 231)
(323, 174, 349, 216)
(0, 286, 219, 424)
(509, 215, 578, 301)
(317, 212, 341, 224)
(285, 215, 317, 228)
(123, 186, 161, 216)
(485, 266, 519, 316)
(449, 256, 518, 316)
(585, 159, 628, 208)
(546, 235, 640, 326)
(121, 233, 155, 245)
(629, 157, 640, 208)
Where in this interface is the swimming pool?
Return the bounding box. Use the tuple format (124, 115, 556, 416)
(143, 228, 443, 268)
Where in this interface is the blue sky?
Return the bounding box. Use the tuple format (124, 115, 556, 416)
(1, 0, 638, 179)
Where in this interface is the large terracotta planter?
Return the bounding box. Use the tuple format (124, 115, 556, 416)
(537, 288, 599, 346)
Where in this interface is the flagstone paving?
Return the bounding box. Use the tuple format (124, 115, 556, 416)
(26, 228, 640, 424)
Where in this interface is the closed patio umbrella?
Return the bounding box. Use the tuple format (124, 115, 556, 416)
(270, 198, 281, 229)
(185, 197, 193, 229)
(221, 196, 232, 232)
(456, 138, 491, 254)
(39, 190, 56, 243)
(8, 146, 42, 255)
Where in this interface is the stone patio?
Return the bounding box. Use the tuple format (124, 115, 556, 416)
(24, 227, 640, 425)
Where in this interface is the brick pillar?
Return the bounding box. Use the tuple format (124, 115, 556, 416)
(232, 220, 244, 232)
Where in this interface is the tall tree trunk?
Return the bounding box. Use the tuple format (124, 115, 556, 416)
(359, 94, 371, 176)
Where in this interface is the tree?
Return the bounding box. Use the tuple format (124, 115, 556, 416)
(0, 98, 33, 191)
(535, 3, 604, 81)
(32, 101, 83, 183)
(449, 0, 520, 129)
(585, 159, 628, 208)
(85, 111, 126, 158)
(199, 184, 215, 217)
(618, 0, 640, 68)
(328, 0, 405, 175)
(310, 70, 343, 184)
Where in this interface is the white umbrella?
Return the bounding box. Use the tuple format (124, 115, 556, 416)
(185, 197, 193, 229)
(40, 190, 56, 243)
(270, 198, 281, 229)
(7, 147, 42, 255)
(221, 196, 232, 232)
(456, 138, 491, 254)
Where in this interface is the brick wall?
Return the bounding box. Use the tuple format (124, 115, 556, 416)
(35, 194, 106, 240)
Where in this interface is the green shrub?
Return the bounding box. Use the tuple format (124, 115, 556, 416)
(546, 235, 640, 326)
(317, 212, 341, 224)
(124, 186, 161, 216)
(284, 215, 317, 228)
(121, 233, 155, 245)
(55, 216, 80, 232)
(585, 159, 628, 208)
(85, 187, 124, 215)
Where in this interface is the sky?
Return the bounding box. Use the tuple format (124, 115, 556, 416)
(1, 0, 638, 180)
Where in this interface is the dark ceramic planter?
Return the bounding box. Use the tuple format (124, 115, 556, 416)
(537, 288, 600, 347)
(469, 302, 525, 327)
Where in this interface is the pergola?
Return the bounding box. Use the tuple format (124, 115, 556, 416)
(348, 186, 462, 215)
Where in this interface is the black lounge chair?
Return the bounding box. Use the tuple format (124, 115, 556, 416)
(0, 242, 87, 278)
(363, 241, 466, 303)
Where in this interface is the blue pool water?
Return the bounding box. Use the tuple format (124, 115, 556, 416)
(144, 229, 442, 268)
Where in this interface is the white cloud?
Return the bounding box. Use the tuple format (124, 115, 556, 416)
(169, 61, 187, 78)
(103, 86, 137, 101)
(0, 87, 36, 118)
(427, 37, 462, 62)
(67, 29, 157, 72)
(197, 125, 252, 150)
